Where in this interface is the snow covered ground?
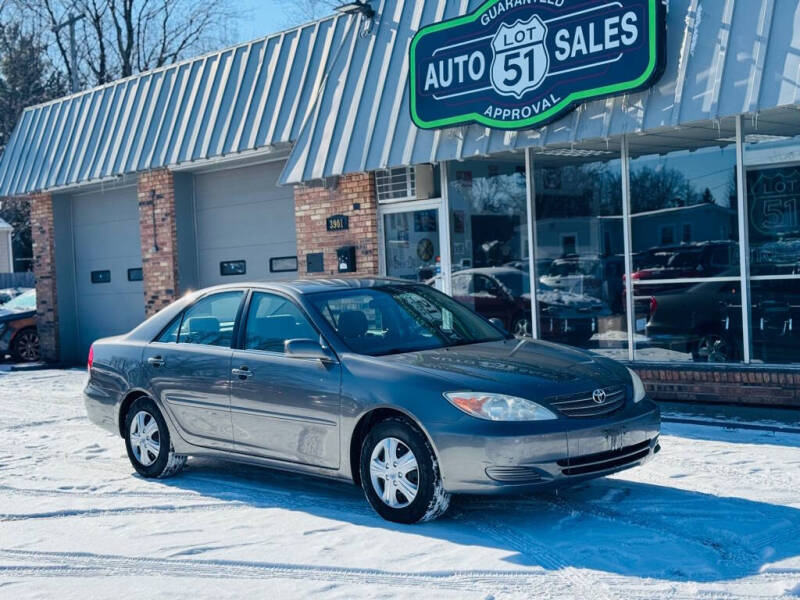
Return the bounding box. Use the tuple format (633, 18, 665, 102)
(1, 369, 799, 599)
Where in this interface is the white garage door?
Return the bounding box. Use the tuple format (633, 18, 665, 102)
(194, 161, 297, 288)
(72, 186, 145, 357)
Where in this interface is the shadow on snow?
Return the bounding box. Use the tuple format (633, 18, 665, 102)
(152, 455, 800, 584)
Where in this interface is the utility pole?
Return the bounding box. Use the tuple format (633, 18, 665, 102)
(52, 12, 86, 93)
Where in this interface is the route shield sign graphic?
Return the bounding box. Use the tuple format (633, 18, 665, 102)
(410, 0, 666, 131)
(491, 15, 549, 99)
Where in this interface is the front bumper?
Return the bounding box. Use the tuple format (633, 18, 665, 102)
(432, 399, 661, 494)
(0, 323, 12, 354)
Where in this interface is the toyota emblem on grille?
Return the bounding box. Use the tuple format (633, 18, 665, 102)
(592, 389, 607, 404)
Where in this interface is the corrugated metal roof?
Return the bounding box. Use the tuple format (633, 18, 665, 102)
(0, 13, 355, 196)
(281, 0, 800, 184)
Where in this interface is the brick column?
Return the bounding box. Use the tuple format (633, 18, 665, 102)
(30, 192, 59, 362)
(294, 173, 379, 277)
(138, 169, 180, 316)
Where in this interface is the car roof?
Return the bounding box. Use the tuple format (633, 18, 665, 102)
(194, 277, 415, 297)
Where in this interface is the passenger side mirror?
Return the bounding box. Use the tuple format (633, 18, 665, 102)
(285, 338, 337, 362)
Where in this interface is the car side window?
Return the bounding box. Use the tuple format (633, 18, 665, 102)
(452, 274, 470, 296)
(244, 292, 317, 353)
(157, 317, 181, 343)
(177, 291, 243, 347)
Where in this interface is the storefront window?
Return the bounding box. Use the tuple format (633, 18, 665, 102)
(446, 154, 532, 335)
(745, 134, 800, 364)
(533, 153, 628, 358)
(629, 144, 742, 363)
(383, 208, 442, 284)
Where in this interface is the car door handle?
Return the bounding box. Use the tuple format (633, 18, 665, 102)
(232, 367, 253, 379)
(147, 356, 165, 368)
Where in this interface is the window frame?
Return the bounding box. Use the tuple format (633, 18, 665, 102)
(150, 289, 248, 349)
(235, 289, 332, 359)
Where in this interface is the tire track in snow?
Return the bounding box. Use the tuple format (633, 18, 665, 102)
(455, 509, 624, 600)
(0, 502, 234, 522)
(0, 548, 562, 595)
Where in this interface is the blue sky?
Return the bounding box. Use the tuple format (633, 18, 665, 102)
(235, 1, 306, 42)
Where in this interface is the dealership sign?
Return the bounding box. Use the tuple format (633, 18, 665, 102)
(409, 0, 666, 131)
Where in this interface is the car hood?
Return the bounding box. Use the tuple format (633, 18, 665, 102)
(372, 339, 629, 400)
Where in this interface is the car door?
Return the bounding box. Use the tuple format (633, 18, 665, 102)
(472, 274, 510, 322)
(142, 290, 245, 451)
(230, 291, 341, 469)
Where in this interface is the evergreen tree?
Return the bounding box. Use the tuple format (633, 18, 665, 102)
(0, 23, 65, 271)
(0, 23, 65, 149)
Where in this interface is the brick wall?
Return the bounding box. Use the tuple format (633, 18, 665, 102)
(294, 173, 379, 277)
(30, 192, 59, 362)
(138, 169, 180, 316)
(631, 364, 800, 408)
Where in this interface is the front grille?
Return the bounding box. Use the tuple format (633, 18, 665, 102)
(549, 385, 626, 418)
(557, 439, 654, 476)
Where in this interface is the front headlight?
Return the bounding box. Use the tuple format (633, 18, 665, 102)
(444, 392, 557, 422)
(627, 368, 646, 403)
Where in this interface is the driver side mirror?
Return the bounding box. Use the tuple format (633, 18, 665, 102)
(285, 339, 337, 363)
(488, 318, 508, 334)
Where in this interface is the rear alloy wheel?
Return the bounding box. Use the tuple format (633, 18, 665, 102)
(360, 417, 450, 524)
(12, 328, 40, 362)
(124, 397, 186, 479)
(693, 334, 732, 363)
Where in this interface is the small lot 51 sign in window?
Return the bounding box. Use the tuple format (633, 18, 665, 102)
(410, 0, 666, 131)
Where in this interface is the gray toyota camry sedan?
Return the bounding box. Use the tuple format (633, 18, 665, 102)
(84, 278, 660, 523)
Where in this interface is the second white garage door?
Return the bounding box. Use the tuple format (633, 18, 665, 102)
(194, 161, 297, 288)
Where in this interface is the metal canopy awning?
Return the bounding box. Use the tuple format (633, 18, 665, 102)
(0, 13, 355, 196)
(281, 0, 800, 184)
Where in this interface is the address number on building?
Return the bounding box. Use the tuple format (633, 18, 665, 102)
(326, 215, 350, 232)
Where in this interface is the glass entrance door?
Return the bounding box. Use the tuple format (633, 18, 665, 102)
(380, 200, 448, 292)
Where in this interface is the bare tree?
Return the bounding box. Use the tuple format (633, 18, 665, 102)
(276, 0, 338, 28)
(9, 0, 239, 86)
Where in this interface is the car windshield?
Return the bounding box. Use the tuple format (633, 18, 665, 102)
(548, 260, 598, 277)
(3, 290, 35, 311)
(667, 250, 702, 269)
(309, 284, 508, 356)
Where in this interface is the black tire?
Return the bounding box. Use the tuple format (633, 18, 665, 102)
(12, 328, 40, 362)
(359, 417, 450, 524)
(123, 397, 186, 479)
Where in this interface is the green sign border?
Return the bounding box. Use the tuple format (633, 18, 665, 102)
(409, 0, 662, 131)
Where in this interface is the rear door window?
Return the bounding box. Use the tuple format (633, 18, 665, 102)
(176, 291, 244, 347)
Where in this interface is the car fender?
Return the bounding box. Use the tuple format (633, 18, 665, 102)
(344, 402, 445, 484)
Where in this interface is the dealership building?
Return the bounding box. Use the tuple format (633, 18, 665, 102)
(2, 0, 800, 407)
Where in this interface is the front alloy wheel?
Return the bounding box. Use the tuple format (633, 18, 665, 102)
(512, 317, 530, 337)
(13, 329, 40, 362)
(369, 437, 419, 508)
(360, 417, 450, 524)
